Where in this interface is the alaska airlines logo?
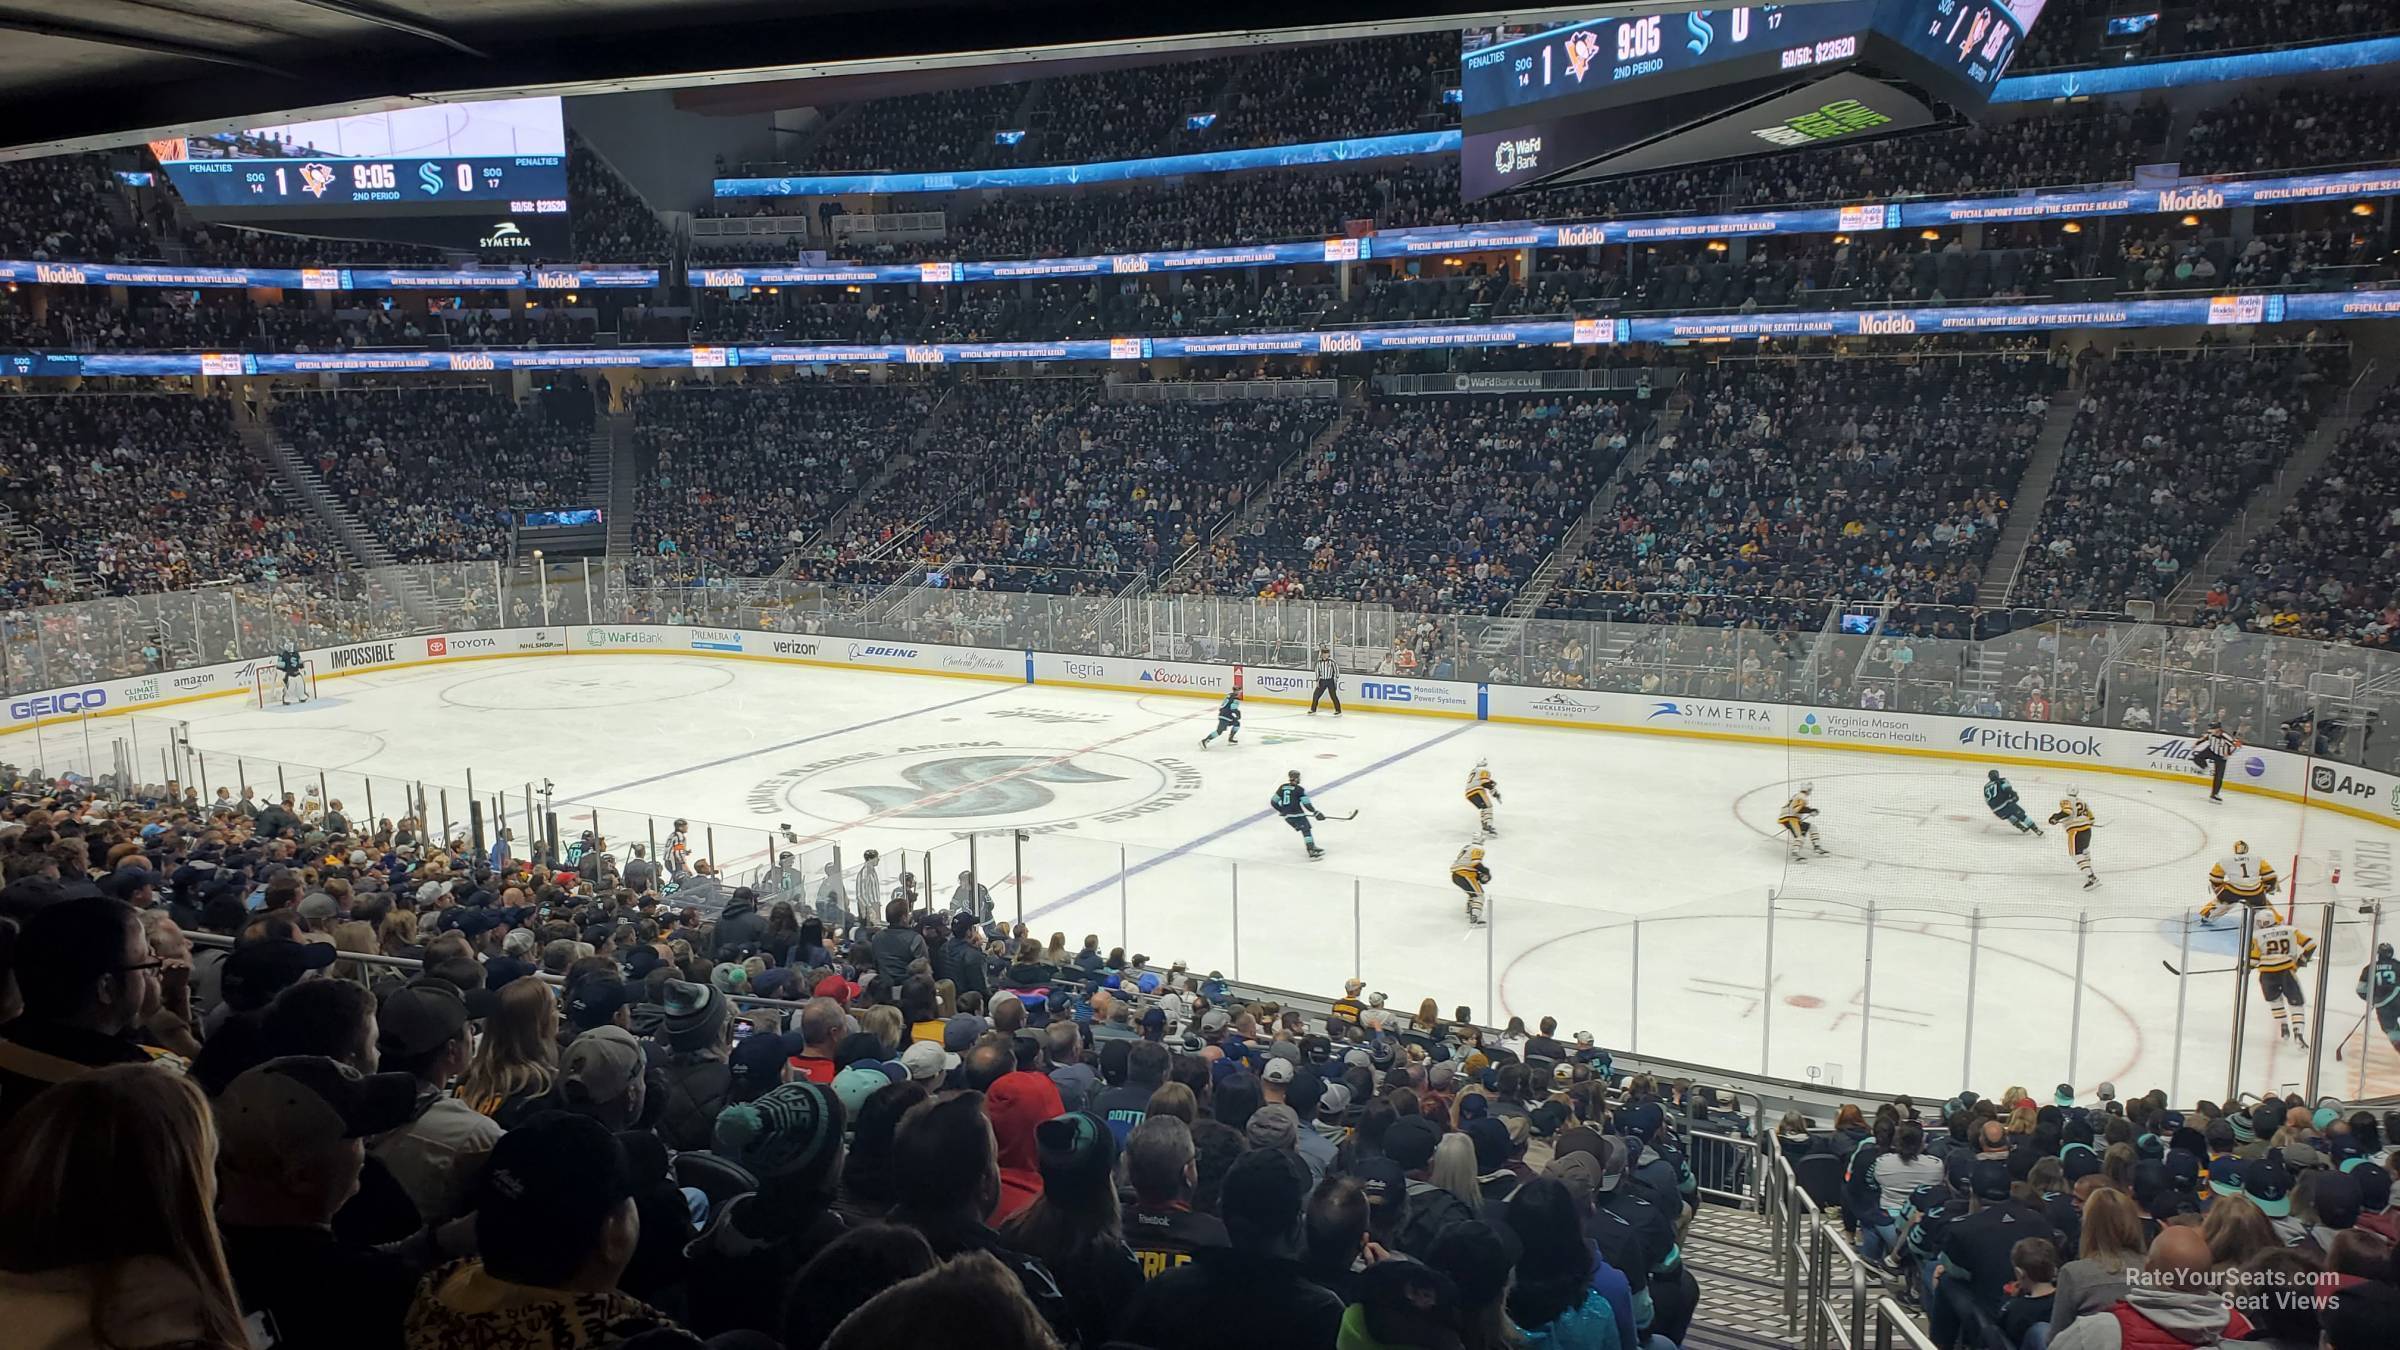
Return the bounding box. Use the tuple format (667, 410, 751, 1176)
(1564, 30, 1602, 80)
(298, 163, 337, 199)
(830, 755, 1126, 818)
(1685, 11, 1715, 55)
(2157, 188, 2225, 212)
(1857, 313, 1919, 334)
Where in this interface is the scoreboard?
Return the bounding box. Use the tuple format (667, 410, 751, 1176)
(1462, 4, 1880, 118)
(149, 96, 568, 217)
(160, 156, 566, 212)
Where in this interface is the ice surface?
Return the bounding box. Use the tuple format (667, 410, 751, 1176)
(68, 654, 2400, 1101)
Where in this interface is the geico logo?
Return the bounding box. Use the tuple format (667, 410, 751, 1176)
(11, 688, 107, 719)
(1359, 682, 1413, 702)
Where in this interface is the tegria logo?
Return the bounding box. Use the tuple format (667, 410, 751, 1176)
(1062, 660, 1107, 680)
(327, 642, 397, 671)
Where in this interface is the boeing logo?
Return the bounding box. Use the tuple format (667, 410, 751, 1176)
(1857, 313, 1919, 335)
(2156, 188, 2226, 212)
(847, 643, 918, 659)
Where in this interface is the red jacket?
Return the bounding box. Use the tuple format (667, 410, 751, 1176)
(986, 1071, 1064, 1224)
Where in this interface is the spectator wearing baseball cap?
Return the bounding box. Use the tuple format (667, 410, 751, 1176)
(684, 1082, 848, 1340)
(371, 978, 501, 1227)
(407, 1111, 695, 1347)
(0, 896, 171, 1130)
(1385, 1113, 1476, 1259)
(549, 1025, 649, 1129)
(213, 1056, 424, 1350)
(1118, 1146, 1345, 1350)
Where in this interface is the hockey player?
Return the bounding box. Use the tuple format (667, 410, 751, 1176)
(1451, 841, 1491, 926)
(274, 639, 311, 705)
(2360, 943, 2400, 1058)
(1200, 688, 1243, 749)
(2191, 719, 2239, 802)
(1778, 784, 1827, 861)
(1465, 759, 1501, 838)
(2046, 791, 2099, 888)
(1981, 771, 2042, 836)
(2200, 841, 2280, 921)
(2249, 909, 2317, 1044)
(1269, 770, 1328, 860)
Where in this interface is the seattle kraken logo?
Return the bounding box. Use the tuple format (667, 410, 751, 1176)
(1686, 11, 1715, 55)
(828, 755, 1127, 818)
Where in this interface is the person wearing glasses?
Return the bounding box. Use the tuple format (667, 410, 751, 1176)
(0, 897, 178, 1131)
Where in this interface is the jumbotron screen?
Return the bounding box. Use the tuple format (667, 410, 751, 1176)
(148, 96, 567, 217)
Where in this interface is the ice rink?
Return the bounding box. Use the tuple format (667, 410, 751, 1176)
(64, 652, 2400, 1102)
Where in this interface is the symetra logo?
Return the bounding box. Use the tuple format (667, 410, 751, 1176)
(480, 221, 531, 249)
(1958, 725, 2103, 756)
(2157, 188, 2226, 212)
(772, 639, 820, 657)
(2310, 766, 2379, 800)
(1359, 681, 1413, 702)
(1647, 700, 1775, 725)
(10, 687, 107, 721)
(690, 629, 743, 653)
(847, 643, 918, 660)
(327, 642, 397, 671)
(1857, 313, 1919, 335)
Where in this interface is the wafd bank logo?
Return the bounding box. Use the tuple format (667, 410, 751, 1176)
(1957, 725, 2103, 756)
(752, 743, 1200, 834)
(583, 628, 654, 648)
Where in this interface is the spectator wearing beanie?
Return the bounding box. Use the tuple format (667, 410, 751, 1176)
(684, 1082, 849, 1340)
(1001, 1112, 1143, 1348)
(1117, 1146, 1346, 1350)
(653, 979, 734, 1151)
(405, 1112, 695, 1349)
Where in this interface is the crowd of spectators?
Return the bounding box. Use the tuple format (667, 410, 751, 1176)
(798, 83, 1027, 173)
(1547, 354, 2053, 634)
(0, 153, 139, 262)
(630, 380, 937, 576)
(1207, 35, 1454, 149)
(569, 132, 682, 265)
(1007, 59, 1243, 167)
(2198, 386, 2400, 646)
(2014, 343, 2339, 613)
(1176, 393, 1628, 615)
(0, 393, 340, 595)
(2019, 0, 2400, 69)
(271, 386, 592, 564)
(1777, 1083, 2400, 1350)
(2183, 81, 2400, 176)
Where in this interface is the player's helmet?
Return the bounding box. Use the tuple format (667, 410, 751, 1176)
(1286, 770, 1302, 783)
(2380, 943, 2395, 958)
(1987, 770, 2001, 782)
(1796, 782, 1813, 795)
(2233, 840, 2249, 854)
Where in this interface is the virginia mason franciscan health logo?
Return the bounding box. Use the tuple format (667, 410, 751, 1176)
(750, 743, 1202, 835)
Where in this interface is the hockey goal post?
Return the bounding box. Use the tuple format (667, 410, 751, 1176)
(253, 660, 317, 707)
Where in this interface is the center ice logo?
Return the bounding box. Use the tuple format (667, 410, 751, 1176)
(758, 743, 1192, 833)
(832, 755, 1123, 818)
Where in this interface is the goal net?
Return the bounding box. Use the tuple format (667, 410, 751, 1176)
(253, 661, 318, 707)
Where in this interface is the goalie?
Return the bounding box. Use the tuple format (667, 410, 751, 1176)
(274, 640, 312, 705)
(2200, 841, 2279, 921)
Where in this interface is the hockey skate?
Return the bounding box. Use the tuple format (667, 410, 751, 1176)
(1467, 910, 1486, 927)
(2293, 1028, 2308, 1048)
(2083, 874, 2099, 889)
(1306, 845, 1326, 861)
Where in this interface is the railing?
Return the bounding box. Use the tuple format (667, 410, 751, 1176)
(1764, 1143, 1877, 1350)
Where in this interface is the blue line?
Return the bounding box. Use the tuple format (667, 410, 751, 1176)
(1026, 720, 1481, 920)
(560, 683, 1017, 800)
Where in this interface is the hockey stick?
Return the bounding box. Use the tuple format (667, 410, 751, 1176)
(2333, 1007, 2374, 1062)
(2160, 960, 2240, 977)
(1316, 811, 1361, 822)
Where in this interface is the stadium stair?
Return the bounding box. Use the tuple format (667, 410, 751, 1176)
(242, 407, 439, 626)
(1684, 1202, 1802, 1350)
(1976, 386, 2082, 608)
(601, 410, 636, 555)
(1479, 402, 1675, 656)
(1157, 407, 1353, 591)
(790, 384, 962, 569)
(0, 500, 96, 600)
(2165, 356, 2396, 620)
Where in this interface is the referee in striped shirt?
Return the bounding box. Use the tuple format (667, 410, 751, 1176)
(1308, 646, 1342, 715)
(2192, 719, 2238, 801)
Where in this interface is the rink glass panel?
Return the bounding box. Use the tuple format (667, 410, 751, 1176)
(13, 562, 2400, 1099)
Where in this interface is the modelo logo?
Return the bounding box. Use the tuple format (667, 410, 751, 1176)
(11, 688, 106, 720)
(1359, 681, 1414, 702)
(772, 639, 820, 657)
(2310, 766, 2379, 800)
(1554, 224, 1606, 247)
(35, 264, 90, 284)
(1062, 660, 1107, 680)
(847, 643, 918, 659)
(2157, 188, 2226, 212)
(1959, 725, 2103, 756)
(328, 642, 397, 670)
(446, 352, 496, 371)
(1857, 313, 1918, 335)
(1315, 333, 1363, 353)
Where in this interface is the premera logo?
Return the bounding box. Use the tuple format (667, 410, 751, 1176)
(772, 639, 820, 657)
(9, 687, 106, 721)
(846, 643, 919, 661)
(1958, 725, 2103, 757)
(690, 629, 743, 653)
(326, 642, 398, 671)
(2309, 765, 2379, 801)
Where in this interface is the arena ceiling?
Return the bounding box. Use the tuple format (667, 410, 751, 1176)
(0, 0, 1701, 160)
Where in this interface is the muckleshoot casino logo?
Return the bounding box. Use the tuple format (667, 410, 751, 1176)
(751, 743, 1201, 835)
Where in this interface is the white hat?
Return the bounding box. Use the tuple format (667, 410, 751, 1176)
(1261, 1058, 1295, 1085)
